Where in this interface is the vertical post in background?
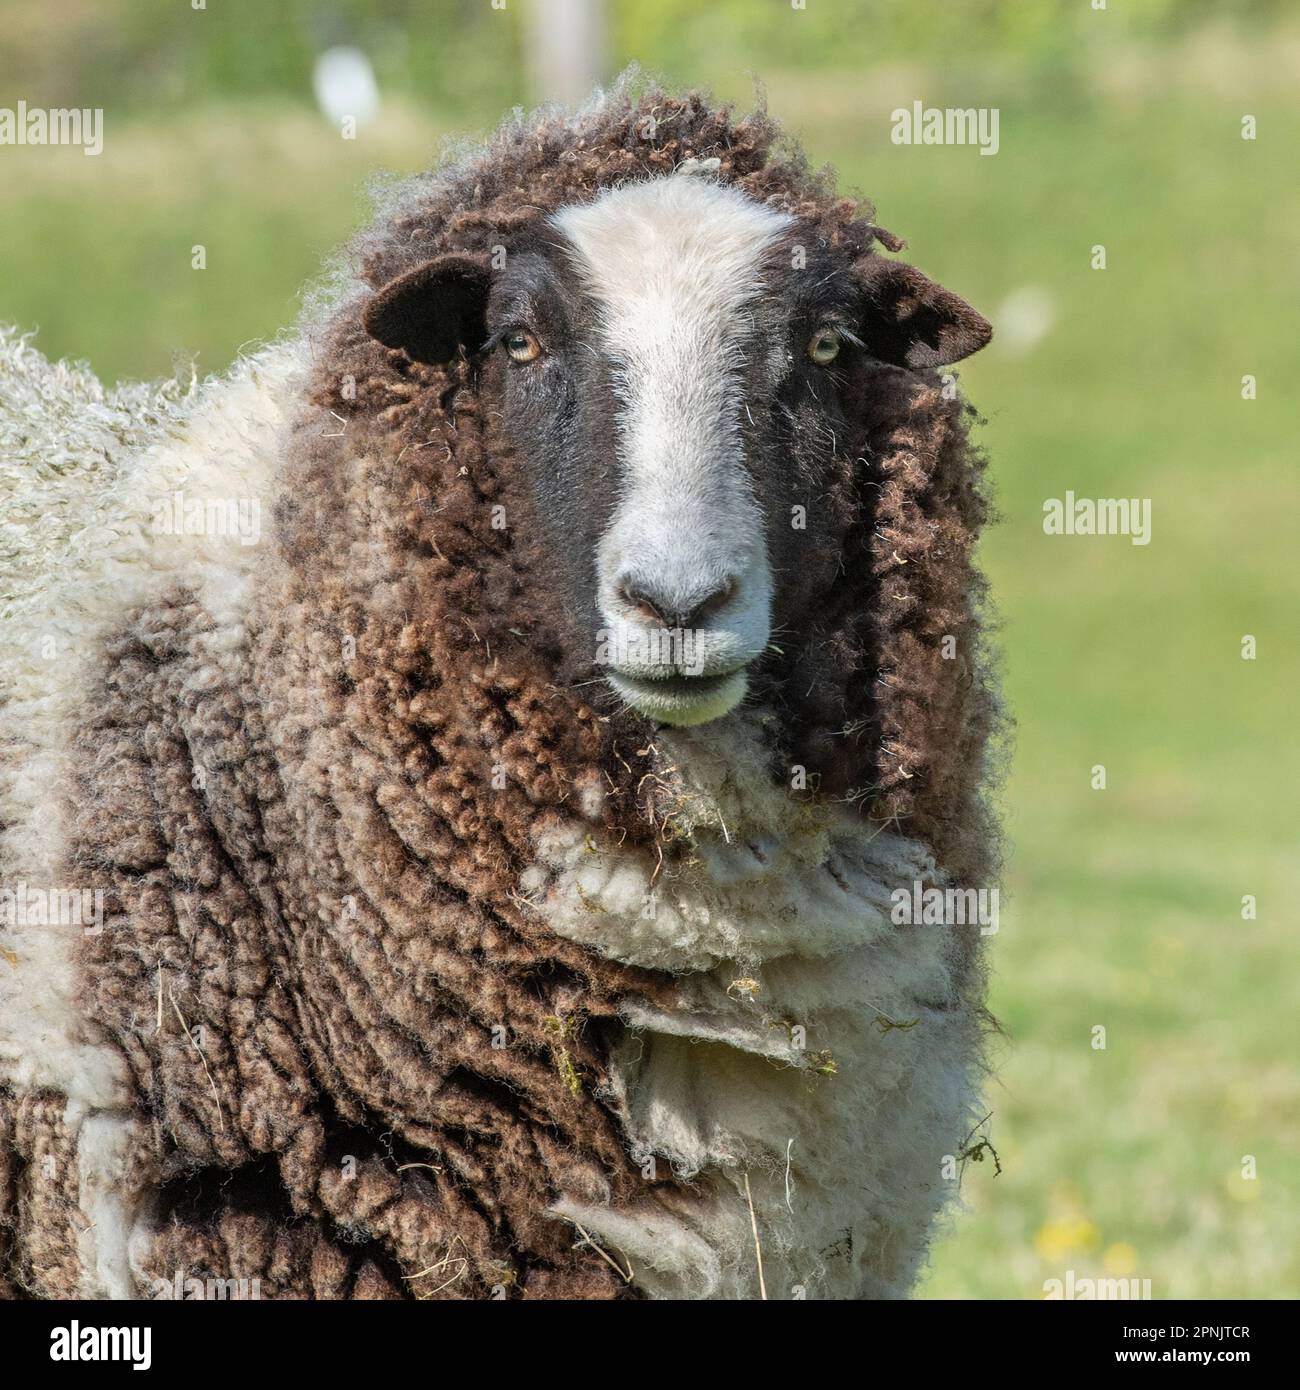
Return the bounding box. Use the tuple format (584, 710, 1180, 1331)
(521, 0, 609, 106)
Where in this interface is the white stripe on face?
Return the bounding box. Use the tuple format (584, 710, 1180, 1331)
(552, 176, 792, 721)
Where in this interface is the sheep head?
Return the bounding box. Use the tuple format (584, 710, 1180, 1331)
(361, 174, 990, 732)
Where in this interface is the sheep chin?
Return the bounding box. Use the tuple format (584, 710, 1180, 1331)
(607, 670, 747, 727)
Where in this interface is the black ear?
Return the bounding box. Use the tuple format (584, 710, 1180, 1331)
(855, 256, 992, 369)
(363, 253, 490, 365)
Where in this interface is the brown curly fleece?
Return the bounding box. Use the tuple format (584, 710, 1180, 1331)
(1, 80, 998, 1299)
(313, 82, 996, 882)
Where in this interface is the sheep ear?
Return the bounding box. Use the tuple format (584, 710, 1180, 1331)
(363, 254, 490, 365)
(855, 257, 992, 368)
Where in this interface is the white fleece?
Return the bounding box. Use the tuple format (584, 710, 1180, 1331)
(531, 717, 980, 1299)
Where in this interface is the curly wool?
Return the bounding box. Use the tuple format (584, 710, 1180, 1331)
(314, 78, 997, 882)
(0, 77, 1000, 1300)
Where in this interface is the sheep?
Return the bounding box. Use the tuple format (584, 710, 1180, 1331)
(0, 77, 999, 1300)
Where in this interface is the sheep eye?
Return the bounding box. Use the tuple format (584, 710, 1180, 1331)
(808, 327, 842, 365)
(504, 329, 542, 363)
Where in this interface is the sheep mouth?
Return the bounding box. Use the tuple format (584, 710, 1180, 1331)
(605, 668, 748, 727)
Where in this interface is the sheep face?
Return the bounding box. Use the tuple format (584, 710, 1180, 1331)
(364, 175, 990, 729)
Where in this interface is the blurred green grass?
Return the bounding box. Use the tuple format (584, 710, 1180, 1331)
(2, 13, 1296, 1299)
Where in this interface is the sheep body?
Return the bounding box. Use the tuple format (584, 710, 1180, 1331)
(0, 77, 998, 1299)
(0, 335, 303, 1296)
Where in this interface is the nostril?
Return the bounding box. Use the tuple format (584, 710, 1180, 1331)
(683, 576, 738, 628)
(616, 576, 739, 630)
(618, 584, 668, 626)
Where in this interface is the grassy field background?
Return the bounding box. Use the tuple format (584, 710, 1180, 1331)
(2, 3, 1296, 1298)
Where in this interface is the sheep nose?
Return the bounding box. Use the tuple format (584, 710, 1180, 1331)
(618, 576, 738, 630)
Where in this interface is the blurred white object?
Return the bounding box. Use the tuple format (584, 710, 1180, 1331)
(313, 46, 380, 131)
(994, 285, 1055, 355)
(523, 0, 608, 105)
